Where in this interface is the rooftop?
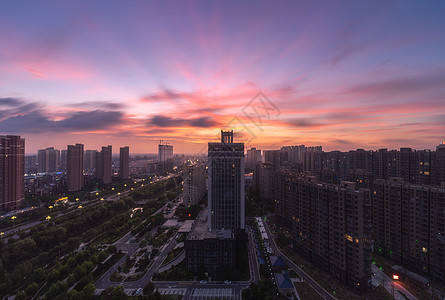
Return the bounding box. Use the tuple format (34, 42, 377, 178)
(187, 208, 233, 240)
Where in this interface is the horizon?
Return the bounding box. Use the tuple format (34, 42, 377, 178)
(2, 1, 445, 153)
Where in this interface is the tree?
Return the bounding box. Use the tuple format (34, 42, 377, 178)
(107, 245, 117, 254)
(25, 282, 39, 297)
(82, 283, 96, 297)
(112, 286, 126, 300)
(32, 267, 46, 283)
(15, 290, 27, 300)
(143, 282, 155, 296)
(46, 268, 60, 283)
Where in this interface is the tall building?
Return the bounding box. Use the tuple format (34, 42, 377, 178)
(264, 150, 281, 170)
(25, 155, 37, 174)
(60, 150, 67, 172)
(119, 146, 129, 179)
(158, 144, 173, 173)
(253, 162, 274, 200)
(208, 130, 245, 231)
(274, 172, 372, 292)
(0, 135, 25, 212)
(84, 150, 98, 172)
(67, 143, 84, 192)
(246, 147, 261, 172)
(96, 146, 112, 183)
(373, 178, 445, 279)
(183, 162, 206, 206)
(436, 142, 445, 187)
(37, 147, 60, 173)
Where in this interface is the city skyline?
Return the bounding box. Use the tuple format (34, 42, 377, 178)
(1, 1, 445, 153)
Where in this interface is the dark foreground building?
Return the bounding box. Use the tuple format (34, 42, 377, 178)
(274, 171, 372, 292)
(373, 178, 445, 280)
(185, 214, 236, 275)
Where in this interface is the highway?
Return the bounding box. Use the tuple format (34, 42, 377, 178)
(1, 174, 174, 237)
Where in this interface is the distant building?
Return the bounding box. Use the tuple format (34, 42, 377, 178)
(246, 147, 261, 172)
(67, 143, 84, 192)
(37, 147, 60, 173)
(264, 150, 281, 170)
(96, 145, 112, 183)
(183, 162, 206, 206)
(60, 150, 67, 172)
(25, 155, 37, 174)
(158, 144, 173, 173)
(84, 150, 98, 173)
(0, 135, 25, 212)
(208, 130, 245, 231)
(119, 146, 129, 179)
(253, 162, 274, 200)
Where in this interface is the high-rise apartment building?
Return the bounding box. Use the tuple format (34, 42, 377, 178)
(274, 171, 372, 292)
(253, 162, 274, 200)
(25, 155, 37, 174)
(246, 147, 261, 172)
(264, 150, 281, 170)
(436, 142, 445, 187)
(67, 143, 84, 192)
(37, 147, 60, 173)
(158, 144, 173, 173)
(60, 150, 67, 172)
(0, 135, 25, 212)
(373, 178, 445, 279)
(84, 150, 98, 172)
(119, 146, 129, 179)
(208, 130, 245, 231)
(183, 162, 206, 206)
(96, 146, 112, 183)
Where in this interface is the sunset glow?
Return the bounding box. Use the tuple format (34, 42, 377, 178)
(1, 1, 445, 153)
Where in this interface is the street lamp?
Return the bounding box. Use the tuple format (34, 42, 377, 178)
(78, 205, 82, 209)
(46, 216, 51, 223)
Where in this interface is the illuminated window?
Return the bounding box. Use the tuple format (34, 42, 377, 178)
(422, 247, 427, 253)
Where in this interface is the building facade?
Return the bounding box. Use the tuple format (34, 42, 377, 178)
(119, 146, 129, 179)
(0, 135, 25, 212)
(96, 145, 112, 184)
(274, 172, 372, 292)
(183, 162, 206, 206)
(373, 178, 445, 280)
(208, 130, 245, 231)
(37, 147, 60, 173)
(158, 144, 173, 173)
(67, 143, 84, 192)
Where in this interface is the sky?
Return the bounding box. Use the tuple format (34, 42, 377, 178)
(1, 1, 445, 154)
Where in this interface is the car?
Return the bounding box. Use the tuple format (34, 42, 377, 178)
(224, 280, 232, 284)
(135, 288, 142, 296)
(199, 280, 207, 284)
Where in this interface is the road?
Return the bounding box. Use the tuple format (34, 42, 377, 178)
(94, 232, 141, 289)
(263, 217, 337, 300)
(96, 212, 260, 299)
(2, 174, 175, 237)
(246, 225, 260, 284)
(371, 264, 418, 300)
